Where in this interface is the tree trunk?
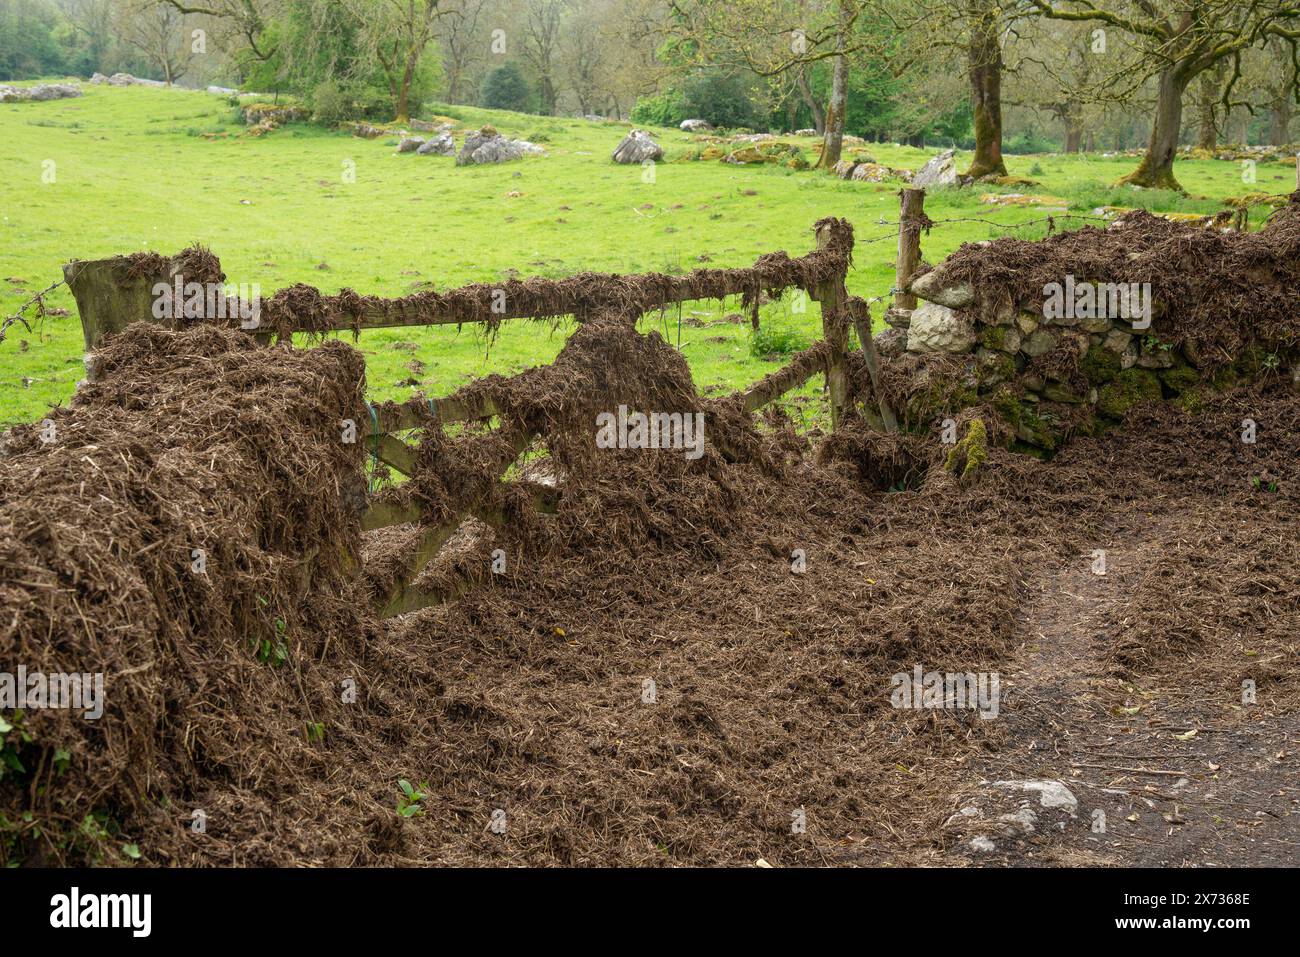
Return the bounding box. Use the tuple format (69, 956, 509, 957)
(796, 65, 826, 135)
(539, 75, 557, 115)
(396, 76, 411, 121)
(1269, 95, 1293, 146)
(1120, 66, 1189, 191)
(1195, 62, 1224, 151)
(963, 6, 1007, 179)
(446, 61, 463, 104)
(1196, 87, 1216, 151)
(1063, 103, 1083, 153)
(816, 0, 850, 169)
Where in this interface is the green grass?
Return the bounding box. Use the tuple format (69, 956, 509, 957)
(2, 82, 1295, 427)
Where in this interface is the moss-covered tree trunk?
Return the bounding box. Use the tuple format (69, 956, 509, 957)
(1063, 102, 1083, 153)
(816, 3, 850, 170)
(963, 7, 1007, 180)
(1195, 61, 1225, 151)
(1269, 93, 1294, 146)
(1120, 67, 1190, 192)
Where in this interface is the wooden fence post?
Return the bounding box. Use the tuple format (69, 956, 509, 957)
(63, 258, 162, 351)
(849, 298, 898, 431)
(888, 188, 926, 322)
(814, 222, 849, 430)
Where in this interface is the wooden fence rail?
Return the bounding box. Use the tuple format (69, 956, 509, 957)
(67, 218, 903, 617)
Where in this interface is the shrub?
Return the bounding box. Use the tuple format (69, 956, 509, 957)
(749, 323, 809, 359)
(630, 91, 686, 128)
(481, 62, 533, 113)
(680, 72, 765, 130)
(307, 78, 392, 124)
(632, 73, 765, 131)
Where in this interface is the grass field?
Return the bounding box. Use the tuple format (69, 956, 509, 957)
(2, 82, 1296, 428)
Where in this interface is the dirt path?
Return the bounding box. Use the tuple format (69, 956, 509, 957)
(944, 509, 1300, 866)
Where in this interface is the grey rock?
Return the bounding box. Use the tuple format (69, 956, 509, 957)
(0, 83, 82, 103)
(991, 301, 1017, 326)
(417, 132, 455, 156)
(882, 306, 912, 330)
(1137, 342, 1175, 369)
(910, 269, 975, 308)
(984, 326, 1021, 353)
(1021, 328, 1059, 358)
(993, 779, 1079, 813)
(997, 806, 1038, 834)
(455, 128, 543, 166)
(397, 135, 426, 153)
(103, 72, 166, 88)
(912, 148, 958, 189)
(612, 129, 663, 164)
(1103, 328, 1133, 354)
(906, 301, 977, 353)
(976, 347, 1015, 386)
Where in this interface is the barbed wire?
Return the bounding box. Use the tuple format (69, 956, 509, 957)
(0, 278, 65, 345)
(851, 211, 1116, 246)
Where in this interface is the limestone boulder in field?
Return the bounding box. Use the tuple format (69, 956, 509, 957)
(612, 130, 663, 164)
(97, 72, 167, 88)
(0, 83, 82, 103)
(417, 132, 456, 156)
(455, 127, 543, 166)
(912, 148, 959, 189)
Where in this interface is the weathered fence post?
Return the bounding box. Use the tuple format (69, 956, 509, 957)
(885, 188, 926, 331)
(814, 221, 849, 430)
(895, 188, 926, 307)
(849, 298, 898, 431)
(63, 258, 162, 351)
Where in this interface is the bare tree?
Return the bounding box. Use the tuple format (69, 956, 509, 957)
(1027, 0, 1300, 190)
(119, 1, 195, 83)
(516, 0, 565, 114)
(440, 0, 489, 103)
(152, 0, 281, 60)
(666, 0, 876, 168)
